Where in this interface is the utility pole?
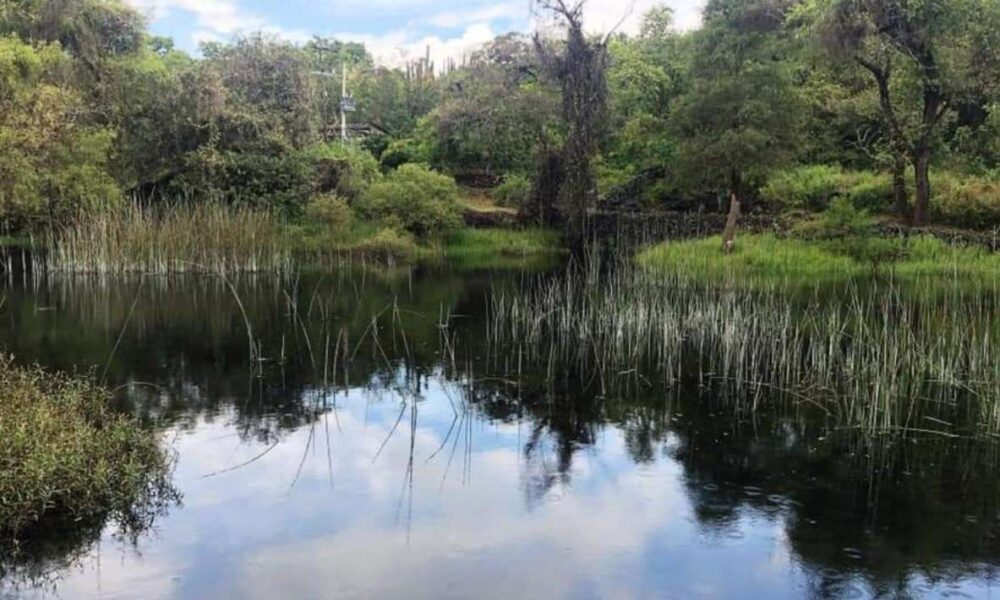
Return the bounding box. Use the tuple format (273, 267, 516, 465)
(340, 57, 347, 142)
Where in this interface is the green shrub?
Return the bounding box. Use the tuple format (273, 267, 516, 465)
(763, 165, 844, 210)
(793, 197, 874, 239)
(304, 194, 352, 230)
(354, 227, 420, 261)
(170, 144, 314, 216)
(380, 136, 432, 170)
(493, 174, 532, 209)
(356, 164, 462, 239)
(931, 173, 1000, 230)
(0, 357, 178, 543)
(306, 143, 381, 201)
(763, 166, 893, 212)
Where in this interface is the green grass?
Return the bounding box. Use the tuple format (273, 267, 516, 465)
(292, 224, 565, 267)
(638, 234, 1000, 281)
(446, 228, 564, 258)
(444, 228, 566, 269)
(638, 234, 863, 280)
(0, 357, 178, 545)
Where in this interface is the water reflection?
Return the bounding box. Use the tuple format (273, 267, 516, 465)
(1, 267, 999, 599)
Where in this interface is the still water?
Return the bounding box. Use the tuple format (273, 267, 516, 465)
(1, 263, 999, 599)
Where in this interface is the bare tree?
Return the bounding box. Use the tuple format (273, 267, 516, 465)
(531, 0, 614, 249)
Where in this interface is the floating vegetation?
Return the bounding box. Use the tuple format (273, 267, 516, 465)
(489, 255, 1000, 438)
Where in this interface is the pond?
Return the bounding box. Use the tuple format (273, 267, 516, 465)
(1, 261, 999, 599)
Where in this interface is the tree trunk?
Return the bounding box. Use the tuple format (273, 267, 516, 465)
(722, 192, 741, 254)
(892, 150, 910, 224)
(913, 149, 931, 227)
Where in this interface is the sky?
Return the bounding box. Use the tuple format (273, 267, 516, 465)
(124, 0, 706, 66)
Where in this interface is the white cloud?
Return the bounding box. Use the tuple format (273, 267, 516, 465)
(128, 0, 265, 34)
(127, 0, 705, 65)
(427, 2, 524, 29)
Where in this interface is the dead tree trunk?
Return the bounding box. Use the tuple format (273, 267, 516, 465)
(722, 192, 741, 254)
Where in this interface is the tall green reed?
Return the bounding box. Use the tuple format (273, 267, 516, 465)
(489, 254, 1000, 438)
(42, 203, 293, 275)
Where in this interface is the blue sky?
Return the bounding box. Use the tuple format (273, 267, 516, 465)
(125, 0, 705, 65)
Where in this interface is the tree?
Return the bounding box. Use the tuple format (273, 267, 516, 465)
(418, 34, 557, 178)
(533, 0, 611, 247)
(823, 0, 1000, 225)
(0, 37, 119, 230)
(669, 0, 804, 251)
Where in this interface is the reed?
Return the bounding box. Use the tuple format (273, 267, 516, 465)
(489, 254, 1000, 438)
(42, 203, 293, 275)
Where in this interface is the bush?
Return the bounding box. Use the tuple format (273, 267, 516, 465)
(306, 143, 381, 202)
(763, 166, 893, 212)
(304, 194, 352, 230)
(170, 144, 314, 216)
(493, 174, 531, 209)
(0, 357, 178, 543)
(354, 227, 420, 261)
(356, 164, 462, 239)
(793, 197, 874, 239)
(931, 173, 1000, 230)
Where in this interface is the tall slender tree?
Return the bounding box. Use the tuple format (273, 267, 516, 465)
(532, 0, 611, 248)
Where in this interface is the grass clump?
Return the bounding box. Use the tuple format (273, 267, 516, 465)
(446, 228, 564, 258)
(445, 228, 566, 269)
(931, 172, 1000, 230)
(638, 234, 864, 280)
(0, 357, 178, 545)
(639, 231, 999, 281)
(763, 165, 893, 212)
(45, 203, 292, 275)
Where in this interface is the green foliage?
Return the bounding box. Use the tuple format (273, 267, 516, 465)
(669, 0, 804, 202)
(304, 194, 353, 231)
(380, 133, 433, 169)
(930, 173, 1000, 230)
(306, 143, 381, 201)
(0, 37, 120, 231)
(763, 166, 893, 211)
(0, 357, 177, 542)
(446, 228, 564, 258)
(170, 143, 314, 214)
(353, 227, 421, 261)
(493, 174, 532, 209)
(356, 164, 462, 239)
(639, 233, 999, 280)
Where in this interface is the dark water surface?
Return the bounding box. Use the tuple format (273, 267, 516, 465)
(1, 264, 999, 599)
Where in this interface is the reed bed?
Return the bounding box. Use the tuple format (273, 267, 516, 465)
(489, 256, 1000, 438)
(42, 203, 293, 275)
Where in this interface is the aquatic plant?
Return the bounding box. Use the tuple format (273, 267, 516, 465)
(0, 357, 179, 545)
(42, 203, 293, 275)
(489, 256, 1000, 438)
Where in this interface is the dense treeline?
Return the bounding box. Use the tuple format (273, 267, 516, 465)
(1, 0, 999, 241)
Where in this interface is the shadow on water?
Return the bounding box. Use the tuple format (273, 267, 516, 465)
(1, 258, 999, 598)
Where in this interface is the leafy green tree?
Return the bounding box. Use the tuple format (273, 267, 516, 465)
(669, 0, 804, 249)
(420, 34, 557, 178)
(822, 0, 1000, 225)
(0, 37, 119, 230)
